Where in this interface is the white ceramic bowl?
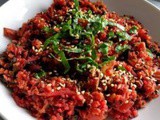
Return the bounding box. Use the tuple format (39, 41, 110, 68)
(0, 0, 160, 120)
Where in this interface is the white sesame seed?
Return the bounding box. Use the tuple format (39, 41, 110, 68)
(125, 100, 129, 103)
(51, 89, 54, 92)
(35, 49, 38, 52)
(59, 83, 65, 87)
(129, 89, 132, 92)
(111, 84, 114, 87)
(106, 94, 110, 97)
(32, 46, 35, 50)
(48, 72, 52, 75)
(103, 83, 107, 86)
(47, 84, 52, 87)
(57, 87, 61, 90)
(81, 91, 85, 94)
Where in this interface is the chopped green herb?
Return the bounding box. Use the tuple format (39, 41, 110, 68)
(43, 2, 121, 74)
(116, 31, 132, 41)
(74, 0, 79, 10)
(108, 31, 115, 40)
(74, 57, 99, 73)
(59, 51, 70, 74)
(99, 43, 109, 54)
(117, 66, 126, 71)
(115, 44, 131, 53)
(129, 26, 138, 34)
(147, 48, 154, 58)
(108, 21, 125, 31)
(35, 70, 46, 79)
(68, 57, 98, 67)
(43, 26, 51, 33)
(101, 56, 116, 66)
(44, 33, 61, 49)
(63, 47, 82, 53)
(91, 49, 97, 60)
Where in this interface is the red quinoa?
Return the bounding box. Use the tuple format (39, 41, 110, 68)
(0, 0, 160, 120)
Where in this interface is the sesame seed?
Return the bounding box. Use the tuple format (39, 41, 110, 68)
(59, 83, 65, 87)
(51, 89, 54, 92)
(103, 83, 107, 86)
(57, 87, 61, 90)
(47, 84, 52, 87)
(129, 89, 132, 92)
(106, 94, 110, 97)
(48, 72, 52, 75)
(48, 55, 52, 58)
(32, 46, 35, 50)
(81, 91, 85, 94)
(35, 49, 38, 52)
(125, 100, 129, 103)
(111, 84, 114, 87)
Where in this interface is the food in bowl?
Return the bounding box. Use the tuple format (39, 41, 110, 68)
(0, 0, 160, 120)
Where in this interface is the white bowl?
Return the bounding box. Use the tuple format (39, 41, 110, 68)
(0, 0, 160, 120)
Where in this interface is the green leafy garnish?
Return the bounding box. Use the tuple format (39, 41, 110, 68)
(101, 56, 116, 66)
(117, 66, 126, 71)
(44, 33, 61, 49)
(147, 48, 154, 58)
(43, 0, 132, 74)
(44, 33, 70, 74)
(116, 31, 132, 41)
(108, 21, 125, 31)
(115, 44, 131, 53)
(74, 0, 79, 10)
(129, 26, 138, 34)
(75, 57, 98, 73)
(99, 43, 109, 54)
(91, 49, 97, 60)
(63, 47, 83, 53)
(59, 51, 71, 74)
(35, 70, 46, 79)
(108, 31, 115, 40)
(43, 26, 52, 33)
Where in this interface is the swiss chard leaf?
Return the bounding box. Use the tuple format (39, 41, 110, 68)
(116, 31, 132, 41)
(99, 43, 109, 54)
(35, 70, 46, 79)
(101, 56, 116, 66)
(59, 51, 70, 74)
(147, 48, 154, 58)
(43, 26, 52, 33)
(129, 26, 138, 34)
(63, 47, 83, 53)
(117, 66, 126, 71)
(74, 0, 79, 10)
(91, 49, 97, 60)
(108, 31, 115, 40)
(44, 33, 61, 49)
(115, 44, 131, 53)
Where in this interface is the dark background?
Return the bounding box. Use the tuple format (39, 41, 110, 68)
(0, 0, 7, 6)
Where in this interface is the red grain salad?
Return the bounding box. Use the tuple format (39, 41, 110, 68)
(0, 0, 160, 120)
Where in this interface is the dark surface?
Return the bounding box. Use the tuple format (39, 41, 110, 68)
(0, 0, 7, 6)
